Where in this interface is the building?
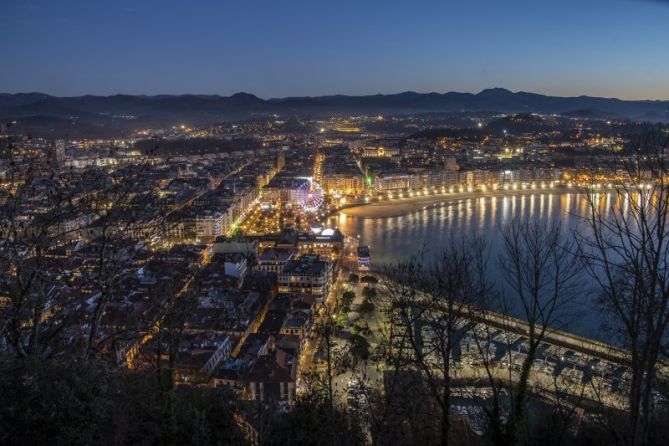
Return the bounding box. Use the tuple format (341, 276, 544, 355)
(362, 145, 398, 158)
(201, 336, 233, 377)
(374, 173, 410, 191)
(428, 170, 459, 188)
(321, 146, 367, 195)
(262, 177, 309, 205)
(498, 169, 517, 184)
(218, 253, 249, 283)
(322, 173, 366, 196)
(297, 228, 344, 259)
(357, 246, 370, 272)
(256, 247, 293, 274)
(280, 309, 311, 338)
(278, 255, 332, 303)
(195, 209, 226, 242)
(246, 353, 297, 404)
(213, 236, 259, 257)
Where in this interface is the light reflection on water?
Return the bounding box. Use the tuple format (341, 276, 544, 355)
(334, 192, 618, 341)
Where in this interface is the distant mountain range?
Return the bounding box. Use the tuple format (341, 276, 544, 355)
(1, 88, 668, 138)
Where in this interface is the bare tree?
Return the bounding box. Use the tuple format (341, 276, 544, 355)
(475, 218, 581, 446)
(0, 126, 83, 358)
(577, 126, 669, 445)
(376, 239, 487, 446)
(148, 280, 199, 438)
(0, 126, 166, 362)
(74, 162, 168, 360)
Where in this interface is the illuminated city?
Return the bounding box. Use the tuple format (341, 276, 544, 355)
(1, 2, 669, 446)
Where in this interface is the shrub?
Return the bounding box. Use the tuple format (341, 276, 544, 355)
(360, 275, 378, 284)
(361, 286, 376, 300)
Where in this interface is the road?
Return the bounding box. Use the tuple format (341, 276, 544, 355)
(296, 272, 346, 390)
(301, 271, 658, 411)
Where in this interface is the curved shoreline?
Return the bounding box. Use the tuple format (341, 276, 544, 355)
(339, 187, 591, 219)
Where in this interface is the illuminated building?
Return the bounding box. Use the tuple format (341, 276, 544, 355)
(278, 255, 333, 304)
(357, 246, 370, 272)
(322, 173, 365, 195)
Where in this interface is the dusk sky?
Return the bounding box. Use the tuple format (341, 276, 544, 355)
(2, 0, 668, 99)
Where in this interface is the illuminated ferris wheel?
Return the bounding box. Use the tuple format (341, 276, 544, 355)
(297, 180, 325, 212)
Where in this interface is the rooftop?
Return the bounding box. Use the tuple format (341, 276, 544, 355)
(281, 255, 328, 276)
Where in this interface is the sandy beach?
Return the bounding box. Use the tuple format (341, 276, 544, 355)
(339, 188, 575, 218)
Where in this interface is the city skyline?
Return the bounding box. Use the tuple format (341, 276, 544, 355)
(2, 0, 669, 99)
(3, 2, 669, 444)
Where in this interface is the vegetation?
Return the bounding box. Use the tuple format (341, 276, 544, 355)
(576, 127, 669, 445)
(263, 389, 365, 446)
(358, 298, 375, 315)
(361, 286, 377, 300)
(349, 334, 371, 361)
(0, 360, 246, 446)
(342, 290, 356, 312)
(360, 275, 379, 284)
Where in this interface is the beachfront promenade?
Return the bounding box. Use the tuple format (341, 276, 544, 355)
(333, 183, 623, 218)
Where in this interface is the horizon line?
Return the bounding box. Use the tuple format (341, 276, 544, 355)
(2, 87, 669, 103)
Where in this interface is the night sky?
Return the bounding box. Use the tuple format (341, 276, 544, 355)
(2, 0, 668, 99)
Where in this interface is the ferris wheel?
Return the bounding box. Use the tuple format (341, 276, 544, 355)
(297, 180, 325, 212)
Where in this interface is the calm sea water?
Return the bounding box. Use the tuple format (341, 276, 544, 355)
(334, 192, 619, 342)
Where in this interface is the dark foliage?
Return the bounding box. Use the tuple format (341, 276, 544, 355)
(263, 391, 365, 446)
(0, 359, 247, 446)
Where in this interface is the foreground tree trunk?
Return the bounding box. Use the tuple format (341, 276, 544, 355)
(577, 126, 669, 445)
(477, 218, 581, 446)
(378, 239, 487, 446)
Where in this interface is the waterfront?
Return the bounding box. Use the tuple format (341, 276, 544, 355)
(334, 191, 618, 342)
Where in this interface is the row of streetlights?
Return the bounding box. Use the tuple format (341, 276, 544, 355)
(365, 180, 562, 201)
(335, 181, 658, 204)
(564, 182, 655, 190)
